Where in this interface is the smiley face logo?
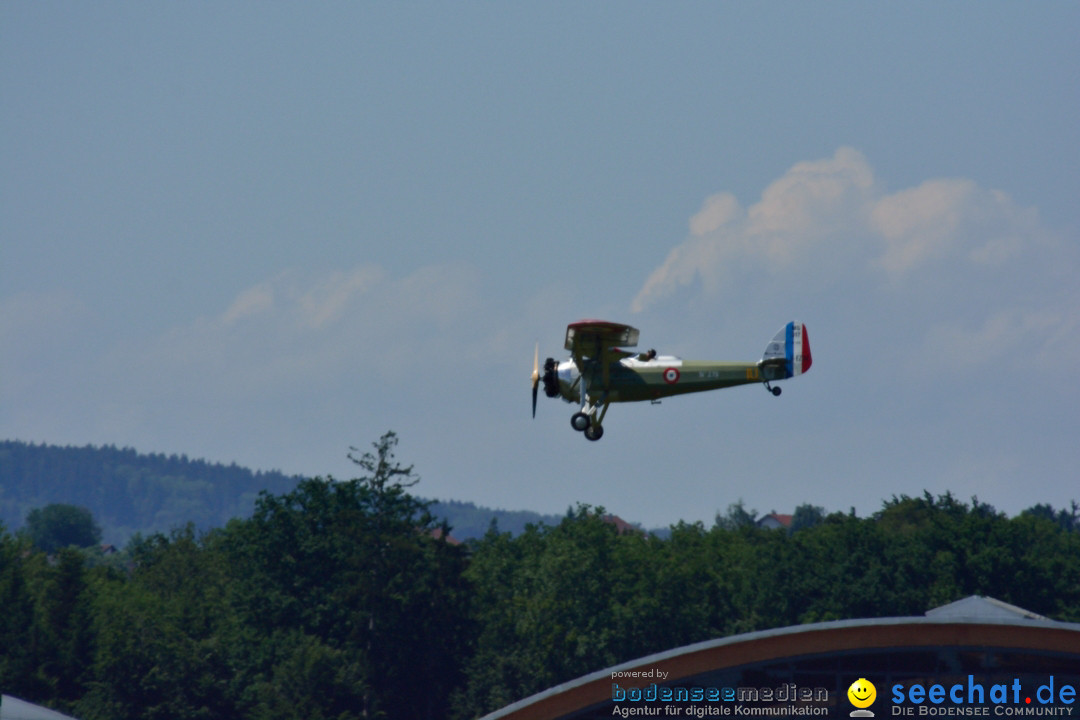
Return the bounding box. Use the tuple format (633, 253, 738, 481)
(847, 678, 876, 709)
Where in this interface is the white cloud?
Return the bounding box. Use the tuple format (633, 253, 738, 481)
(745, 146, 875, 241)
(870, 179, 976, 274)
(631, 147, 1075, 384)
(294, 266, 387, 330)
(221, 281, 276, 326)
(689, 192, 741, 236)
(633, 147, 878, 312)
(34, 262, 491, 459)
(632, 147, 1054, 311)
(870, 180, 1041, 276)
(152, 263, 484, 382)
(925, 309, 1062, 368)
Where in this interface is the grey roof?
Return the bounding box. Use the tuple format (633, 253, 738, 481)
(1, 696, 81, 720)
(924, 594, 1049, 621)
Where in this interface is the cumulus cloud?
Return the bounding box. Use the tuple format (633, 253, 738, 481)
(0, 261, 500, 467)
(745, 146, 875, 241)
(213, 263, 474, 333)
(870, 180, 1041, 276)
(689, 192, 741, 236)
(632, 147, 1052, 311)
(104, 262, 484, 413)
(632, 148, 875, 311)
(631, 147, 1076, 380)
(221, 281, 276, 325)
(294, 266, 388, 330)
(37, 262, 487, 454)
(925, 308, 1067, 370)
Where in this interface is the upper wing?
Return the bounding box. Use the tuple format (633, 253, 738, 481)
(564, 320, 640, 393)
(563, 320, 639, 356)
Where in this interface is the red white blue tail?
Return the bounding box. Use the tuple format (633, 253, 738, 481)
(761, 322, 812, 379)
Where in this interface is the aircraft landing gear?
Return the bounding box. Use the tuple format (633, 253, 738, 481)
(571, 406, 609, 440)
(573, 374, 611, 440)
(764, 381, 782, 396)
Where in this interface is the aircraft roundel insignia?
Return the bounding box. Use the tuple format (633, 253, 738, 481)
(663, 367, 680, 384)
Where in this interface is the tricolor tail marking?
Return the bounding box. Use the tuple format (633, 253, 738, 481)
(785, 322, 812, 377)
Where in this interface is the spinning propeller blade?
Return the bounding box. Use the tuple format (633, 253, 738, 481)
(531, 343, 540, 418)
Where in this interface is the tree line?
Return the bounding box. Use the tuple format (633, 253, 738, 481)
(0, 440, 301, 543)
(1, 433, 1078, 719)
(0, 440, 565, 544)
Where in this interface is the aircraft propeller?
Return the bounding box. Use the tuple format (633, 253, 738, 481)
(531, 342, 540, 418)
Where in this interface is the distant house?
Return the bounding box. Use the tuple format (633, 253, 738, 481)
(100, 543, 117, 555)
(602, 514, 642, 535)
(428, 527, 462, 545)
(757, 512, 792, 530)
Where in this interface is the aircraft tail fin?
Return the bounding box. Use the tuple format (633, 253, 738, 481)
(759, 321, 812, 379)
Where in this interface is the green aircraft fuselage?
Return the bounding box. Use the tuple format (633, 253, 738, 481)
(571, 359, 765, 404)
(533, 319, 810, 441)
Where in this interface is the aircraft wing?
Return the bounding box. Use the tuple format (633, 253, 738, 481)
(564, 320, 640, 393)
(564, 320, 639, 356)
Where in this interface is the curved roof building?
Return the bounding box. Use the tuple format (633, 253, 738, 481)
(482, 596, 1080, 720)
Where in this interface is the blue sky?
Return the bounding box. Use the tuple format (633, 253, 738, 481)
(3, 3, 1078, 527)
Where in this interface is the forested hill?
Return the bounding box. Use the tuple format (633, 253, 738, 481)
(425, 498, 565, 539)
(0, 440, 564, 544)
(0, 440, 302, 543)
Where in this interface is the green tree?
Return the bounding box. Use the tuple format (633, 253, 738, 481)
(716, 520, 798, 633)
(456, 506, 704, 718)
(714, 500, 758, 530)
(34, 548, 96, 711)
(245, 631, 367, 720)
(790, 503, 826, 533)
(0, 525, 37, 698)
(81, 525, 235, 720)
(1021, 502, 1080, 533)
(224, 432, 471, 720)
(25, 504, 102, 554)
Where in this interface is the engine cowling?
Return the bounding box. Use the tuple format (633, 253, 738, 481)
(542, 358, 561, 398)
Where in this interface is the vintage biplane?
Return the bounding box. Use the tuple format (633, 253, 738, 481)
(531, 320, 811, 441)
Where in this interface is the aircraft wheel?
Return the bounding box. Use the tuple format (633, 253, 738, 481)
(584, 425, 604, 441)
(770, 386, 782, 396)
(571, 412, 590, 432)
